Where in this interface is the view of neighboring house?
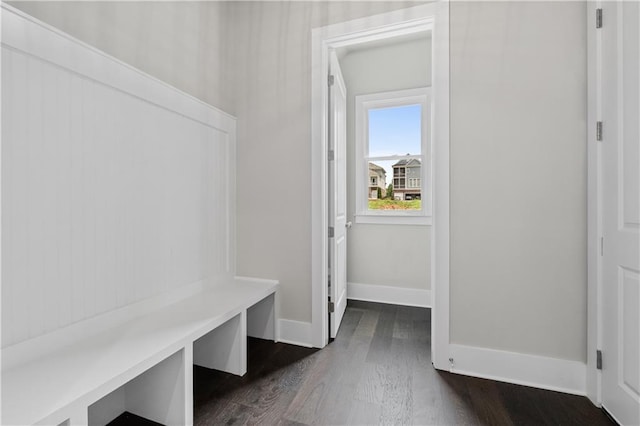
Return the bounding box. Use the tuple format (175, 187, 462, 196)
(393, 158, 421, 200)
(368, 162, 386, 199)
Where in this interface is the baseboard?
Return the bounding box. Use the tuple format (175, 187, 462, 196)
(347, 282, 431, 308)
(448, 344, 587, 396)
(277, 319, 313, 348)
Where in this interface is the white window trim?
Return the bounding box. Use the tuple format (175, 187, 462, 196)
(355, 87, 432, 226)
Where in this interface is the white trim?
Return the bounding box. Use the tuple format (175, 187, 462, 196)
(449, 344, 587, 397)
(347, 282, 431, 308)
(430, 1, 451, 371)
(0, 4, 236, 130)
(355, 87, 432, 222)
(355, 214, 432, 226)
(277, 319, 313, 348)
(586, 1, 603, 407)
(1, 280, 206, 371)
(0, 2, 4, 409)
(234, 276, 279, 286)
(311, 2, 449, 352)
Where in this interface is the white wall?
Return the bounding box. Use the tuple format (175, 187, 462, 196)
(449, 1, 587, 362)
(228, 1, 426, 322)
(339, 37, 432, 291)
(7, 1, 236, 115)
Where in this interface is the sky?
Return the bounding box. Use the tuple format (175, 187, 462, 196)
(368, 103, 422, 182)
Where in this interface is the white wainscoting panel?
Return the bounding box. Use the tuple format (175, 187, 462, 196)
(1, 5, 236, 347)
(449, 344, 587, 396)
(347, 282, 431, 308)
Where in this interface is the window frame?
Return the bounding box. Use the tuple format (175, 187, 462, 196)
(354, 87, 432, 225)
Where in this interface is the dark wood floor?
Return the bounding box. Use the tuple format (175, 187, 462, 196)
(192, 300, 613, 426)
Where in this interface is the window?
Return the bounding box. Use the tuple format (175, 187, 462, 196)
(355, 88, 431, 225)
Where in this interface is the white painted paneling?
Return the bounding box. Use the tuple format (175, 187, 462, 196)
(1, 5, 236, 347)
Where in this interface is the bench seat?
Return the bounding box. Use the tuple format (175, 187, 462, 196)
(1, 278, 278, 426)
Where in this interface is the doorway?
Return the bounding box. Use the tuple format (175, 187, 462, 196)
(310, 2, 450, 370)
(587, 2, 640, 424)
(334, 36, 432, 339)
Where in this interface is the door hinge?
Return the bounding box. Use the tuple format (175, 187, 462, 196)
(328, 150, 335, 161)
(328, 74, 335, 86)
(328, 301, 335, 313)
(596, 8, 603, 29)
(600, 236, 604, 256)
(596, 121, 603, 141)
(328, 226, 335, 238)
(596, 349, 603, 370)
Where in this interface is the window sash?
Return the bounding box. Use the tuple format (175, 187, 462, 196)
(354, 87, 432, 224)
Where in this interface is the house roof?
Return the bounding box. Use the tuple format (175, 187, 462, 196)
(368, 162, 386, 175)
(392, 158, 421, 167)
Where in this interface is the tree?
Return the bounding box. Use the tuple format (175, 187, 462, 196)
(386, 184, 393, 199)
(377, 187, 382, 199)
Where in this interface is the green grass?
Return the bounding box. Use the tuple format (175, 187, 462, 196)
(368, 199, 421, 210)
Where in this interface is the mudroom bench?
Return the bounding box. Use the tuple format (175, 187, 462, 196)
(1, 278, 278, 426)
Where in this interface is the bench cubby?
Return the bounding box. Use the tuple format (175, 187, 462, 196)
(194, 312, 246, 376)
(1, 278, 278, 426)
(88, 348, 189, 426)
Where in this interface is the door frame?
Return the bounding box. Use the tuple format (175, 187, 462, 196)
(310, 1, 451, 370)
(586, 1, 640, 413)
(586, 1, 602, 407)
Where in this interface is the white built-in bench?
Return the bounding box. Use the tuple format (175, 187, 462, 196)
(1, 278, 278, 426)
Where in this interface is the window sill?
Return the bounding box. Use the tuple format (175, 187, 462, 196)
(354, 214, 432, 226)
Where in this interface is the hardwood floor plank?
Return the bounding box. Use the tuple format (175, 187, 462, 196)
(353, 361, 386, 405)
(411, 365, 445, 425)
(365, 304, 397, 365)
(493, 381, 553, 426)
(192, 302, 612, 426)
(283, 347, 334, 424)
(346, 400, 383, 425)
(434, 370, 483, 425)
(195, 399, 252, 426)
(351, 304, 380, 338)
(241, 391, 299, 426)
(309, 328, 371, 425)
(464, 377, 515, 426)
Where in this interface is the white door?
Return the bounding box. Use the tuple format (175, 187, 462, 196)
(328, 51, 348, 338)
(601, 2, 640, 424)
